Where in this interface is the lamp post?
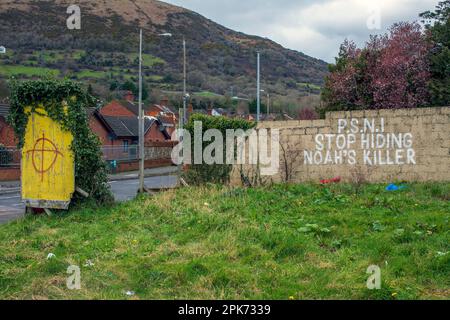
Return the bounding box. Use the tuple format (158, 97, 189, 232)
(136, 31, 190, 193)
(138, 29, 145, 194)
(256, 51, 261, 122)
(158, 33, 188, 126)
(182, 37, 187, 124)
(259, 89, 268, 119)
(158, 33, 188, 185)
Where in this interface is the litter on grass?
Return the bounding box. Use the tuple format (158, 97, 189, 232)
(386, 184, 407, 191)
(46, 253, 56, 260)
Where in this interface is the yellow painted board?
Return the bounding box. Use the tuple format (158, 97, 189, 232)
(21, 106, 75, 207)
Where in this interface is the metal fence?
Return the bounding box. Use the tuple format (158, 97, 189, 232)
(0, 146, 141, 168)
(0, 146, 21, 168)
(101, 145, 139, 162)
(0, 145, 170, 171)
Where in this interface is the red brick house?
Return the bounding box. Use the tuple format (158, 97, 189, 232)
(0, 103, 20, 180)
(89, 99, 171, 150)
(88, 103, 173, 173)
(90, 111, 171, 145)
(0, 104, 16, 147)
(146, 98, 177, 137)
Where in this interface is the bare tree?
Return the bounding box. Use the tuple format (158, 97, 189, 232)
(279, 141, 302, 183)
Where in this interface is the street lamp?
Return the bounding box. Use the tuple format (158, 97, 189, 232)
(137, 32, 188, 193)
(259, 89, 270, 118)
(256, 51, 261, 122)
(232, 96, 250, 102)
(138, 29, 145, 194)
(158, 33, 188, 186)
(158, 33, 188, 125)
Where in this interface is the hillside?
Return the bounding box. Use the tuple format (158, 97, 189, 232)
(0, 0, 328, 104)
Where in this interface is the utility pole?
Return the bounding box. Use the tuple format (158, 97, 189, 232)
(256, 51, 261, 122)
(138, 29, 145, 194)
(183, 36, 187, 124)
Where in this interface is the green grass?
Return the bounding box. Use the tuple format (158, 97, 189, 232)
(0, 64, 60, 77)
(194, 91, 223, 98)
(127, 53, 165, 67)
(76, 70, 106, 79)
(36, 50, 85, 62)
(76, 68, 156, 81)
(38, 51, 65, 63)
(148, 75, 163, 82)
(0, 49, 14, 58)
(298, 82, 322, 90)
(0, 183, 448, 300)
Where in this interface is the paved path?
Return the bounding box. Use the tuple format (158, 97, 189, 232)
(109, 175, 178, 202)
(0, 175, 178, 225)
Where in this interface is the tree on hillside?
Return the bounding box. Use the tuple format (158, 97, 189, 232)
(420, 0, 450, 106)
(248, 99, 267, 114)
(320, 22, 431, 115)
(120, 80, 148, 101)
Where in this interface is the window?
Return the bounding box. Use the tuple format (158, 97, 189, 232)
(123, 140, 129, 152)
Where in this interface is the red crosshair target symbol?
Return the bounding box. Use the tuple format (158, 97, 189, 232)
(27, 133, 64, 181)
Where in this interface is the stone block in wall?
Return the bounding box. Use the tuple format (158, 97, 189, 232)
(364, 109, 380, 118)
(431, 115, 448, 124)
(318, 127, 332, 134)
(392, 109, 410, 117)
(310, 119, 328, 127)
(326, 111, 347, 120)
(290, 128, 306, 136)
(431, 124, 448, 134)
(306, 128, 318, 135)
(350, 110, 365, 118)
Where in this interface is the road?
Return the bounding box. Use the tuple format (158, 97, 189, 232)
(109, 175, 178, 202)
(0, 175, 178, 224)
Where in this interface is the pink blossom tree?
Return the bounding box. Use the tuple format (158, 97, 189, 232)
(371, 22, 431, 109)
(321, 22, 431, 114)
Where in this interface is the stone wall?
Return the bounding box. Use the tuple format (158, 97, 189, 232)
(144, 141, 175, 161)
(232, 107, 450, 184)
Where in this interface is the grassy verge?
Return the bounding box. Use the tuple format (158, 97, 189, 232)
(0, 183, 448, 300)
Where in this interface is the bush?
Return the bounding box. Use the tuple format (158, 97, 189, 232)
(183, 114, 255, 185)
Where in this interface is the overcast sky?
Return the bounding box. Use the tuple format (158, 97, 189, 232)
(164, 0, 439, 63)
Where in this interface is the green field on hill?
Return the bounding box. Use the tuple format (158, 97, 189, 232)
(0, 49, 164, 82)
(0, 183, 448, 300)
(0, 65, 60, 77)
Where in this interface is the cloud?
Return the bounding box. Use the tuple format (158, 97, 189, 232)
(164, 0, 439, 62)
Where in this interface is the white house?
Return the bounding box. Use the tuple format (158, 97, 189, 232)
(0, 46, 6, 54)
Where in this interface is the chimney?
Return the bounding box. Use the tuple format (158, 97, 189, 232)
(160, 97, 169, 107)
(207, 103, 213, 116)
(124, 91, 134, 103)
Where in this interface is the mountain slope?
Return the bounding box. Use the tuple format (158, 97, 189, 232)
(0, 0, 328, 100)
